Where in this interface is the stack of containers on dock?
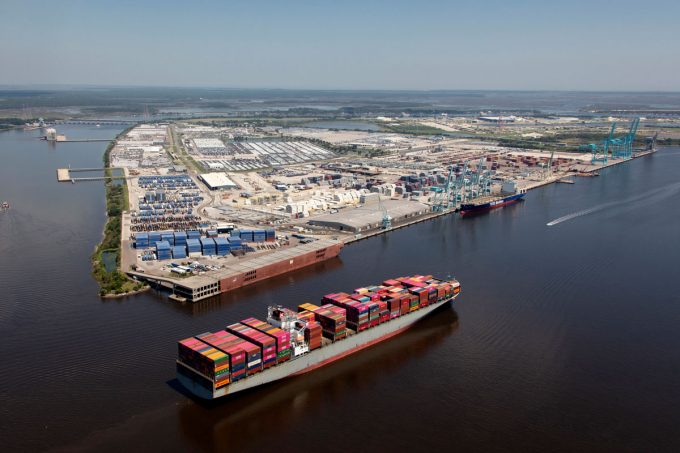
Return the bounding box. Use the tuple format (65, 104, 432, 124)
(239, 229, 254, 242)
(226, 323, 277, 369)
(134, 232, 149, 249)
(230, 229, 240, 239)
(148, 231, 162, 247)
(161, 231, 175, 246)
(187, 230, 201, 240)
(177, 337, 230, 387)
(206, 230, 218, 238)
(186, 238, 202, 257)
(252, 229, 266, 242)
(323, 292, 369, 331)
(172, 245, 187, 259)
(241, 318, 292, 363)
(214, 237, 231, 256)
(200, 237, 216, 256)
(228, 236, 242, 251)
(299, 303, 347, 341)
(174, 231, 187, 247)
(265, 228, 275, 242)
(195, 331, 250, 382)
(156, 241, 171, 260)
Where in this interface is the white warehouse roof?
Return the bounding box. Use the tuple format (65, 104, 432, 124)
(199, 172, 239, 190)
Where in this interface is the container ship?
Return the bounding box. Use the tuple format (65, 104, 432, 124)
(176, 274, 461, 400)
(460, 181, 526, 216)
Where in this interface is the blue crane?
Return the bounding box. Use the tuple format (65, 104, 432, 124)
(612, 117, 639, 159)
(432, 165, 456, 212)
(626, 117, 640, 157)
(591, 122, 616, 164)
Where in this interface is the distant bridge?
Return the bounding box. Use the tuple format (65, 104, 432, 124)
(54, 119, 139, 126)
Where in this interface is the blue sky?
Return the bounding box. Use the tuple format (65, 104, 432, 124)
(1, 0, 678, 90)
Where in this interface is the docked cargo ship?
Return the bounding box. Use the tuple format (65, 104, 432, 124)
(176, 274, 461, 399)
(460, 182, 526, 216)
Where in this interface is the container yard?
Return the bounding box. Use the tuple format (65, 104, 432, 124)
(101, 117, 656, 302)
(129, 237, 343, 301)
(176, 274, 461, 399)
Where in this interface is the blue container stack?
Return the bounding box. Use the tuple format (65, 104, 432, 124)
(207, 229, 218, 238)
(187, 230, 201, 240)
(149, 231, 162, 246)
(161, 231, 175, 246)
(239, 229, 254, 242)
(135, 232, 149, 249)
(200, 238, 216, 256)
(156, 241, 172, 260)
(230, 229, 240, 238)
(214, 237, 231, 256)
(186, 238, 201, 255)
(174, 231, 187, 246)
(252, 229, 266, 242)
(228, 236, 243, 251)
(265, 228, 275, 241)
(172, 245, 187, 259)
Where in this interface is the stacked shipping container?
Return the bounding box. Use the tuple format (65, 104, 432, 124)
(298, 303, 347, 342)
(186, 238, 201, 256)
(134, 228, 275, 256)
(177, 275, 461, 391)
(134, 232, 149, 249)
(195, 331, 247, 383)
(172, 246, 187, 259)
(200, 238, 216, 256)
(241, 318, 292, 363)
(214, 237, 230, 256)
(155, 241, 171, 260)
(178, 337, 230, 387)
(226, 323, 277, 369)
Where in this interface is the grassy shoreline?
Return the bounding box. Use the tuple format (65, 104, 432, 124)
(91, 126, 146, 297)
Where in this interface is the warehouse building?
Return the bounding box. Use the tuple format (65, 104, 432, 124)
(307, 199, 430, 232)
(198, 172, 239, 190)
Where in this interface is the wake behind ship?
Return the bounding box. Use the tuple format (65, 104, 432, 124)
(176, 275, 461, 399)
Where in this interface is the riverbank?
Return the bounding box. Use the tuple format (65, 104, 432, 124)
(91, 126, 145, 297)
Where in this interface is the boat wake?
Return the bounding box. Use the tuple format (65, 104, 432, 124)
(547, 182, 680, 226)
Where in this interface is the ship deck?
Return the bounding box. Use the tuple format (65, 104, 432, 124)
(176, 290, 460, 400)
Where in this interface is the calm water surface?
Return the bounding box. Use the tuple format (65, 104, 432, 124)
(1, 127, 680, 452)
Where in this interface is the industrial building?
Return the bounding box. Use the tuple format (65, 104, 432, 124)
(131, 238, 343, 301)
(199, 172, 239, 190)
(308, 199, 430, 232)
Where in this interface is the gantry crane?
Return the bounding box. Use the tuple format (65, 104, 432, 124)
(591, 122, 616, 164)
(377, 194, 392, 229)
(543, 149, 555, 179)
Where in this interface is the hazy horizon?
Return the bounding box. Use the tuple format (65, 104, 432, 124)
(1, 0, 679, 91)
(2, 84, 680, 94)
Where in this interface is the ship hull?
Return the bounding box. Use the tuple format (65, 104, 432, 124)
(460, 193, 525, 216)
(177, 293, 458, 400)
